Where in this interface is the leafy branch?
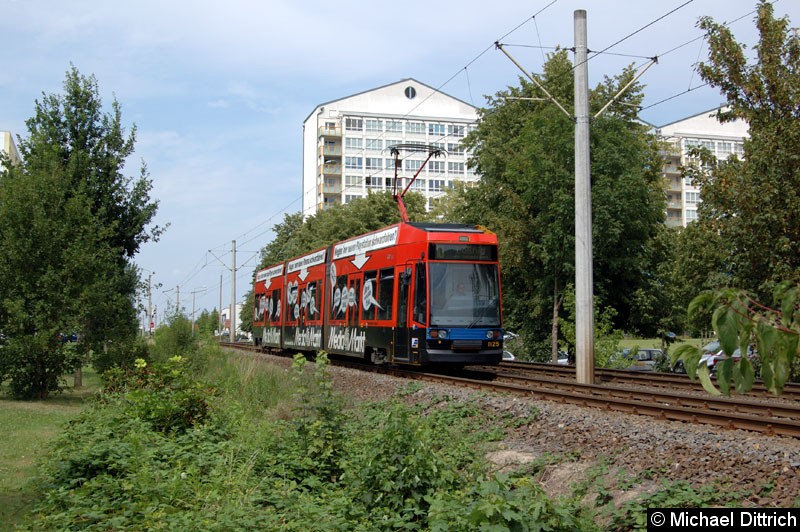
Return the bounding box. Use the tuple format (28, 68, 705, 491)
(671, 282, 799, 396)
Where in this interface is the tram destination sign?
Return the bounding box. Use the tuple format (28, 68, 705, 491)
(333, 226, 399, 269)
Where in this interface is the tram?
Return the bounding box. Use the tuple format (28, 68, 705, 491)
(252, 143, 504, 365)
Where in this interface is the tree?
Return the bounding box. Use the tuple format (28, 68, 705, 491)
(0, 67, 162, 398)
(452, 51, 665, 360)
(689, 1, 800, 298)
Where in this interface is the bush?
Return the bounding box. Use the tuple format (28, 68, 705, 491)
(150, 313, 197, 364)
(91, 335, 149, 374)
(102, 356, 215, 433)
(29, 351, 590, 530)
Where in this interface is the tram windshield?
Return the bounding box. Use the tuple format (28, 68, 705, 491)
(429, 262, 501, 327)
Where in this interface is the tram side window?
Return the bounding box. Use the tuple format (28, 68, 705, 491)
(255, 293, 266, 322)
(286, 283, 298, 323)
(348, 278, 361, 326)
(330, 275, 348, 322)
(413, 263, 426, 325)
(377, 268, 394, 320)
(269, 289, 282, 324)
(300, 281, 320, 323)
(362, 271, 378, 320)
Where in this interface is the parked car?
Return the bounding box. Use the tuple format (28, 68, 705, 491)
(671, 340, 747, 374)
(502, 350, 516, 361)
(617, 347, 663, 371)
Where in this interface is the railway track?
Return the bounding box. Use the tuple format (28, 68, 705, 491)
(223, 343, 800, 438)
(500, 361, 800, 401)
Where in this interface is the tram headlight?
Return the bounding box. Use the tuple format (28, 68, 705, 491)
(486, 330, 501, 340)
(430, 329, 448, 339)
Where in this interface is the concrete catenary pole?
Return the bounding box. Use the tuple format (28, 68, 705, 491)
(230, 240, 236, 342)
(147, 272, 153, 335)
(574, 10, 595, 384)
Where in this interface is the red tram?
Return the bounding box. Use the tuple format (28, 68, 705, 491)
(252, 222, 504, 366)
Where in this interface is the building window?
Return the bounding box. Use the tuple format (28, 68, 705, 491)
(406, 122, 425, 135)
(345, 156, 362, 169)
(428, 123, 445, 137)
(448, 125, 465, 138)
(447, 143, 465, 156)
(385, 139, 401, 150)
(366, 138, 383, 151)
(385, 120, 402, 133)
(405, 159, 422, 172)
(345, 194, 361, 204)
(428, 160, 445, 174)
(365, 157, 382, 170)
(404, 86, 417, 100)
(345, 137, 362, 150)
(345, 118, 363, 131)
(685, 209, 698, 223)
(429, 179, 445, 192)
(366, 176, 382, 189)
(366, 119, 383, 132)
(385, 158, 397, 170)
(345, 175, 363, 188)
(448, 162, 465, 174)
(685, 191, 700, 204)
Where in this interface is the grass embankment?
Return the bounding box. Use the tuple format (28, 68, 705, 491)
(618, 336, 709, 351)
(0, 369, 102, 531)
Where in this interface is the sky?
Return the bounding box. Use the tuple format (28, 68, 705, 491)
(2, 0, 798, 328)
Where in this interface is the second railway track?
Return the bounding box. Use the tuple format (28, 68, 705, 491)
(225, 343, 800, 438)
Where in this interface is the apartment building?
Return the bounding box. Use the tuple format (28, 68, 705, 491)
(301, 79, 479, 215)
(655, 109, 748, 227)
(1, 130, 21, 170)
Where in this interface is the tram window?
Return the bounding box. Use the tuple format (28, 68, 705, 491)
(377, 268, 394, 320)
(413, 263, 426, 325)
(255, 293, 267, 322)
(299, 281, 320, 324)
(286, 283, 299, 323)
(362, 270, 378, 320)
(269, 289, 282, 324)
(330, 275, 348, 322)
(348, 278, 360, 326)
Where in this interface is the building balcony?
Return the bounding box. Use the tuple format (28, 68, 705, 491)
(321, 163, 341, 176)
(319, 126, 341, 138)
(321, 183, 341, 194)
(321, 145, 342, 157)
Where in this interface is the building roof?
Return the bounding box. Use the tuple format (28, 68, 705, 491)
(303, 78, 477, 124)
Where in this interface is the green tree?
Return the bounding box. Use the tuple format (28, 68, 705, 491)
(0, 156, 117, 397)
(0, 67, 162, 397)
(453, 51, 665, 359)
(688, 1, 800, 298)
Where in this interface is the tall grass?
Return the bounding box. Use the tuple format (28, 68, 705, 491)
(199, 343, 298, 419)
(0, 368, 102, 531)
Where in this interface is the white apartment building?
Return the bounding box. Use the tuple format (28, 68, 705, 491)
(1, 130, 21, 170)
(655, 109, 748, 227)
(301, 79, 479, 215)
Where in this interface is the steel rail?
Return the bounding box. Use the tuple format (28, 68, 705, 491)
(222, 343, 800, 438)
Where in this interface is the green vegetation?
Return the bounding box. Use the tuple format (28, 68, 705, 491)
(0, 66, 163, 399)
(0, 368, 102, 530)
(3, 321, 751, 530)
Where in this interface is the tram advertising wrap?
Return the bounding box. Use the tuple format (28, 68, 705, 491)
(252, 222, 503, 366)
